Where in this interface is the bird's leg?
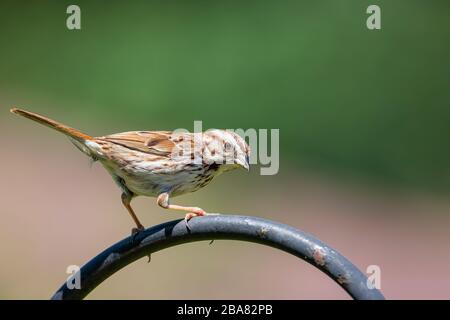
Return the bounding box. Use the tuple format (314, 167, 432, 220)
(121, 192, 151, 261)
(157, 192, 207, 229)
(121, 192, 145, 234)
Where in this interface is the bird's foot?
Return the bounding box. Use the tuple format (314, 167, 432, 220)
(130, 225, 145, 244)
(184, 208, 206, 231)
(130, 226, 151, 262)
(131, 225, 145, 235)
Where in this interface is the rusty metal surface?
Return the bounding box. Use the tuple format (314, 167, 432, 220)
(51, 215, 385, 300)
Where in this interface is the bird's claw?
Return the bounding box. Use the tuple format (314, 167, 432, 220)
(131, 226, 145, 235)
(184, 209, 206, 231)
(130, 226, 145, 243)
(184, 216, 192, 231)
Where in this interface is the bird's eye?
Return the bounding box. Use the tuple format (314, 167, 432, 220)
(224, 142, 232, 150)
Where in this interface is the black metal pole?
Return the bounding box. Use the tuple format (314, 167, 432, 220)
(51, 215, 385, 300)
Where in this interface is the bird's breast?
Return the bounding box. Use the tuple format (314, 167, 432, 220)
(101, 158, 219, 198)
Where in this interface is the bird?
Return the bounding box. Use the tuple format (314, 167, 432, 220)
(10, 108, 250, 233)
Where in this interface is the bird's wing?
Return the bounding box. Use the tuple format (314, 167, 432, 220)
(98, 131, 183, 157)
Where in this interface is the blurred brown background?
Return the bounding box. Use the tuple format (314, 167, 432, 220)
(1, 0, 450, 299)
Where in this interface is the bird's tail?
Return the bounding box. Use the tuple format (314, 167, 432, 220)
(10, 107, 97, 157)
(10, 107, 93, 142)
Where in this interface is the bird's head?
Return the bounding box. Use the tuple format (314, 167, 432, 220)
(203, 129, 250, 172)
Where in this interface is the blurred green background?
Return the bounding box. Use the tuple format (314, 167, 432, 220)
(1, 0, 449, 191)
(1, 1, 450, 299)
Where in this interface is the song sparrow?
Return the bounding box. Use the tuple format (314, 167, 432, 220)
(10, 108, 250, 233)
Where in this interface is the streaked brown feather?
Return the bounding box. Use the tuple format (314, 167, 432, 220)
(97, 131, 190, 157)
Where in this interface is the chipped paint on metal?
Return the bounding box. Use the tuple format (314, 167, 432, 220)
(313, 246, 326, 266)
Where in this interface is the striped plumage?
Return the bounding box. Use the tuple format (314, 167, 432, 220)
(10, 108, 250, 232)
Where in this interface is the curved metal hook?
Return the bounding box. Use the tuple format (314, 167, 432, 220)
(52, 215, 384, 300)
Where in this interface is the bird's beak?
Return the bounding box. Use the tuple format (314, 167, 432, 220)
(237, 156, 250, 171)
(243, 155, 250, 171)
